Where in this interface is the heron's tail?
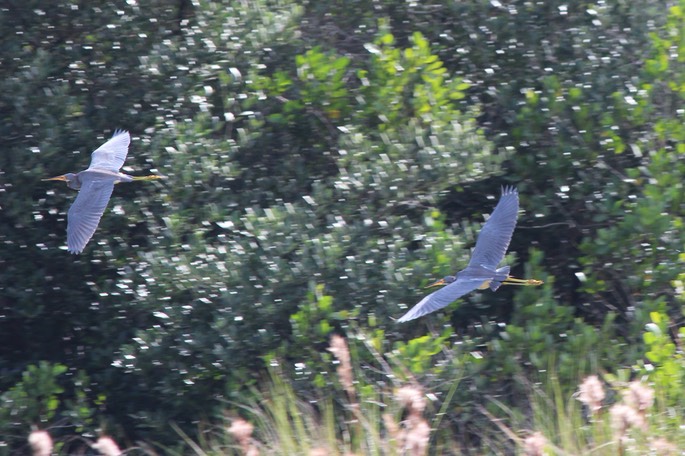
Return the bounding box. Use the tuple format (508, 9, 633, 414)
(132, 175, 164, 181)
(489, 266, 510, 291)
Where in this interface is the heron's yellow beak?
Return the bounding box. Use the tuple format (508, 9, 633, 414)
(425, 278, 446, 289)
(42, 175, 68, 182)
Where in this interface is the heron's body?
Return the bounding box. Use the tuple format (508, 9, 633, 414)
(44, 130, 162, 254)
(61, 169, 137, 191)
(397, 186, 542, 322)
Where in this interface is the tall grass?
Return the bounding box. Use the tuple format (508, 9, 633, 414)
(23, 329, 683, 455)
(194, 335, 439, 456)
(189, 332, 684, 456)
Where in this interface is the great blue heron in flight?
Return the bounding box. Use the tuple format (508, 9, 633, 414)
(44, 130, 162, 254)
(397, 186, 543, 322)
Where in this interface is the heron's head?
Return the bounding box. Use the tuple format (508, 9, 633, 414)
(43, 173, 80, 190)
(425, 275, 456, 288)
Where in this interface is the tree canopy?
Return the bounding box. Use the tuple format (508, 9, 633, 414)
(1, 0, 684, 452)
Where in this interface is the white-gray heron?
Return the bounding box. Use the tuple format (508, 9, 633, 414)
(44, 130, 162, 254)
(397, 186, 543, 322)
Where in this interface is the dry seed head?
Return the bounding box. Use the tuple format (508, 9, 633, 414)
(404, 418, 430, 456)
(328, 335, 354, 397)
(396, 386, 426, 415)
(328, 335, 350, 366)
(651, 437, 677, 455)
(577, 375, 605, 413)
(91, 436, 122, 456)
(522, 432, 547, 456)
(610, 403, 645, 438)
(28, 430, 53, 456)
(383, 413, 400, 440)
(623, 381, 654, 413)
(228, 418, 255, 445)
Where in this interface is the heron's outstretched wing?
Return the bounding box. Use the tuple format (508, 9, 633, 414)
(87, 130, 130, 172)
(397, 277, 484, 322)
(66, 176, 115, 254)
(467, 186, 519, 270)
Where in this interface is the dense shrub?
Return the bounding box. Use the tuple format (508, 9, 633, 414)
(0, 0, 683, 451)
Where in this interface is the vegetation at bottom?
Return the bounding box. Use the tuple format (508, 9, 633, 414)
(12, 324, 685, 455)
(1, 0, 685, 454)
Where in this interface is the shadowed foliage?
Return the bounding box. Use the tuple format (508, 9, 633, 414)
(1, 0, 684, 452)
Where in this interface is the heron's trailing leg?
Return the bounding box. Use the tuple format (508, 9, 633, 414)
(131, 175, 164, 181)
(502, 276, 543, 286)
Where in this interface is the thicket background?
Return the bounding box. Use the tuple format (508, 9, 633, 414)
(1, 0, 684, 453)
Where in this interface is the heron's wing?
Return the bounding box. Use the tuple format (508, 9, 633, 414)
(87, 130, 130, 172)
(467, 186, 519, 270)
(66, 175, 115, 254)
(396, 277, 484, 322)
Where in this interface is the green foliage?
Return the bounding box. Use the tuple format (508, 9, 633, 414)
(638, 311, 685, 408)
(359, 29, 469, 129)
(486, 251, 615, 378)
(576, 0, 685, 346)
(1, 362, 66, 426)
(2, 0, 685, 452)
(110, 25, 500, 441)
(0, 362, 98, 450)
(392, 329, 454, 376)
(290, 284, 342, 346)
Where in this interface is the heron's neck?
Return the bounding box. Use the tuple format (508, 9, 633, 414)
(67, 178, 81, 190)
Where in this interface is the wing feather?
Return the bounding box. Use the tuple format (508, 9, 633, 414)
(66, 175, 115, 254)
(467, 186, 519, 270)
(396, 277, 484, 322)
(87, 130, 130, 172)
